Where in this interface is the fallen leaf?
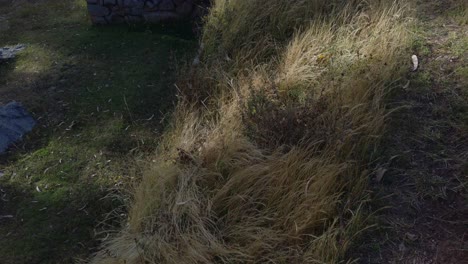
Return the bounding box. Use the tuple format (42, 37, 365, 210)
(405, 232, 418, 241)
(402, 80, 410, 90)
(375, 168, 388, 182)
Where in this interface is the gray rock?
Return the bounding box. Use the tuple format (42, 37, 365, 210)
(125, 15, 144, 23)
(107, 14, 126, 23)
(0, 44, 26, 60)
(123, 0, 144, 8)
(87, 0, 201, 25)
(128, 7, 144, 15)
(159, 0, 175, 11)
(143, 11, 180, 23)
(87, 4, 110, 16)
(0, 102, 36, 154)
(176, 1, 193, 16)
(102, 0, 116, 5)
(145, 0, 159, 9)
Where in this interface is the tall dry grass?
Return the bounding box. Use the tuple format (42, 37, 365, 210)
(91, 0, 414, 263)
(453, 0, 468, 25)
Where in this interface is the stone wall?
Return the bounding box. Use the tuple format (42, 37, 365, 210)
(86, 0, 203, 25)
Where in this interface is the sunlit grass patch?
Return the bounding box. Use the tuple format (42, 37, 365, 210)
(10, 44, 57, 76)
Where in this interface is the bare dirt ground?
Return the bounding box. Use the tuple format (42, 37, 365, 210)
(356, 0, 467, 263)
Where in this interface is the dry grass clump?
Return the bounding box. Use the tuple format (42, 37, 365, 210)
(201, 0, 369, 62)
(91, 0, 414, 263)
(453, 0, 468, 25)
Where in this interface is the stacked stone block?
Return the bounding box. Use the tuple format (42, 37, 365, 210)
(87, 0, 201, 24)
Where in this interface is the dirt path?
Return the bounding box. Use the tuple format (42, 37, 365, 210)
(357, 1, 467, 263)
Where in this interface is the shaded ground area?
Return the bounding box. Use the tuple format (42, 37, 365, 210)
(0, 1, 197, 263)
(356, 0, 467, 263)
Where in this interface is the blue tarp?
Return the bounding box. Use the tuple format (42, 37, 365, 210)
(0, 102, 36, 153)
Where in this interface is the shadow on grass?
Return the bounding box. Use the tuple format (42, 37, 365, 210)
(0, 1, 198, 262)
(68, 23, 197, 119)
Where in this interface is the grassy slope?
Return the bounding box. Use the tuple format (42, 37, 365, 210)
(91, 1, 421, 263)
(93, 1, 467, 263)
(0, 1, 197, 263)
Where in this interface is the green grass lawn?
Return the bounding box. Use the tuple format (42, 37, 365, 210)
(0, 1, 197, 263)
